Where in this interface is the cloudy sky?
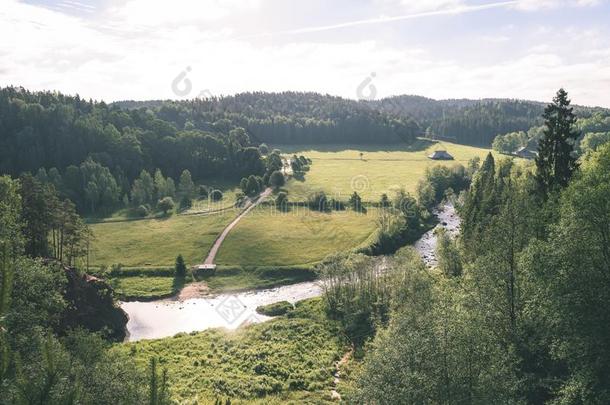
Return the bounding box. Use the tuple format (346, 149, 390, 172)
(1, 0, 609, 106)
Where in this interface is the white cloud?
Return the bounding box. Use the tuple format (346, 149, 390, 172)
(108, 0, 260, 27)
(398, 0, 464, 12)
(0, 0, 609, 107)
(515, 0, 603, 10)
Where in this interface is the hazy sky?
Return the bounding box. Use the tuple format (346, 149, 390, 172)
(1, 0, 609, 106)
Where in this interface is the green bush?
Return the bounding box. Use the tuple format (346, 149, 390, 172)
(256, 301, 293, 316)
(210, 189, 223, 201)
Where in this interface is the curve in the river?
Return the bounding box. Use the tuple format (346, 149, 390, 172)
(122, 202, 461, 341)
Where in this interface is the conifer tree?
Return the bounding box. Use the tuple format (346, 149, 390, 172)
(535, 88, 580, 196)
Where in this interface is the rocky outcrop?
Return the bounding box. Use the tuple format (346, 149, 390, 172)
(59, 266, 128, 342)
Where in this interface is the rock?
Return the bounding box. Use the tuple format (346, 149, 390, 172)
(59, 265, 128, 342)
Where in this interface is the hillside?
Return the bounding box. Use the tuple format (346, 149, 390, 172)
(115, 92, 609, 147)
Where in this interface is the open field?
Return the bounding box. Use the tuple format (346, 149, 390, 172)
(90, 211, 236, 267)
(279, 140, 494, 201)
(116, 298, 344, 404)
(215, 206, 379, 266)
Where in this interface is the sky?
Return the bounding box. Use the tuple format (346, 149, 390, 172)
(1, 0, 609, 106)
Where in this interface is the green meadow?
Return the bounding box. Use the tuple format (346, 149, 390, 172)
(280, 140, 494, 201)
(215, 206, 379, 266)
(116, 298, 344, 404)
(89, 210, 236, 268)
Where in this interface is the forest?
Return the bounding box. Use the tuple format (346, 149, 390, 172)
(322, 90, 610, 403)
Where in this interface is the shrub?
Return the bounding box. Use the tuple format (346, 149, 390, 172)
(179, 195, 192, 210)
(307, 191, 329, 211)
(269, 170, 285, 189)
(210, 189, 223, 201)
(275, 192, 288, 211)
(158, 197, 175, 214)
(198, 185, 209, 199)
(258, 143, 269, 155)
(135, 204, 149, 217)
(256, 301, 293, 316)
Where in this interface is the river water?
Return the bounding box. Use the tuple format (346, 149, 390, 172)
(122, 203, 460, 341)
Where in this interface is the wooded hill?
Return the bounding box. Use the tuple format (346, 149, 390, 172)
(116, 92, 609, 147)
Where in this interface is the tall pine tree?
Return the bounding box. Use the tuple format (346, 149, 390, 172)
(535, 88, 580, 196)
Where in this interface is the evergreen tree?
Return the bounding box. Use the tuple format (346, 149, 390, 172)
(175, 254, 187, 278)
(178, 170, 194, 198)
(535, 88, 580, 196)
(268, 170, 285, 190)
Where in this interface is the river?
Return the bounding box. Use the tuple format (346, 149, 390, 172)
(122, 203, 460, 341)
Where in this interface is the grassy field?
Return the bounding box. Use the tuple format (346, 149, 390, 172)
(90, 211, 236, 267)
(116, 298, 345, 404)
(215, 206, 379, 266)
(279, 140, 494, 201)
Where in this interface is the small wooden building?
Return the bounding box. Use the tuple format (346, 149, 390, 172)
(428, 150, 454, 160)
(515, 147, 537, 159)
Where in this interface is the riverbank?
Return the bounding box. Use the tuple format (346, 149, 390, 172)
(120, 202, 461, 340)
(116, 297, 344, 403)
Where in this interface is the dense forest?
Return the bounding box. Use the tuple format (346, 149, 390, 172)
(321, 89, 610, 403)
(114, 92, 422, 145)
(374, 95, 610, 146)
(117, 92, 609, 147)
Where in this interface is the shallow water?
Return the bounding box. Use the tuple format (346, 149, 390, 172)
(413, 203, 460, 267)
(122, 203, 460, 341)
(122, 281, 322, 341)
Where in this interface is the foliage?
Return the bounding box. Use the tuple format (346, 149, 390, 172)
(117, 92, 420, 145)
(117, 298, 343, 403)
(157, 197, 175, 215)
(536, 88, 580, 196)
(306, 191, 329, 211)
(268, 170, 285, 190)
(492, 130, 529, 154)
(351, 251, 520, 404)
(319, 253, 395, 345)
(209, 189, 223, 201)
(256, 301, 293, 317)
(175, 254, 187, 278)
(435, 228, 462, 277)
(136, 204, 150, 217)
(275, 191, 288, 211)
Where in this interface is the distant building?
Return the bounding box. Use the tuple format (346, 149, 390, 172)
(428, 150, 454, 160)
(515, 147, 537, 159)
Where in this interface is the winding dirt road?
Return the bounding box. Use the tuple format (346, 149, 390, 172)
(202, 188, 272, 265)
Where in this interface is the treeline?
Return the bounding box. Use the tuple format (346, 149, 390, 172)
(374, 95, 609, 146)
(0, 87, 266, 197)
(115, 91, 422, 145)
(492, 111, 610, 155)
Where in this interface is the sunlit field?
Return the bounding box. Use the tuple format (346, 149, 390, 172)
(279, 140, 494, 202)
(215, 206, 379, 266)
(90, 211, 236, 267)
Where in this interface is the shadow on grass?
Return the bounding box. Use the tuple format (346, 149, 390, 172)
(171, 274, 187, 294)
(276, 138, 437, 154)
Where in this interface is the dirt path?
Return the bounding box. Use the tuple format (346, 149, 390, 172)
(202, 188, 272, 265)
(176, 281, 209, 301)
(331, 347, 354, 401)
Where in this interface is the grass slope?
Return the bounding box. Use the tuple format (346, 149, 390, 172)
(215, 206, 378, 266)
(280, 140, 493, 201)
(90, 211, 236, 267)
(116, 298, 344, 404)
